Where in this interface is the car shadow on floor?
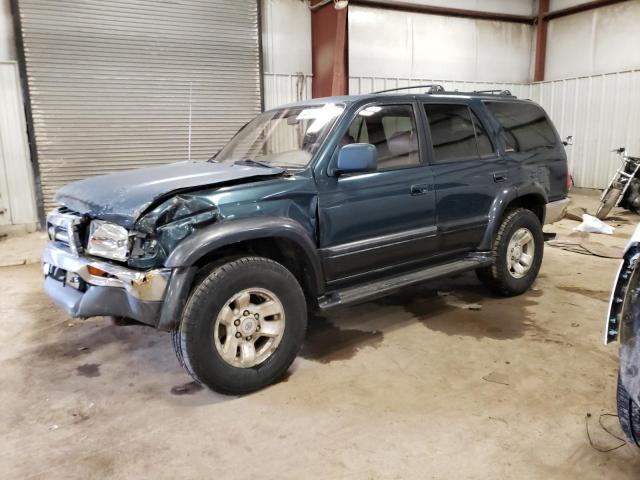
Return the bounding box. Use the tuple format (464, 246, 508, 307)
(301, 272, 545, 364)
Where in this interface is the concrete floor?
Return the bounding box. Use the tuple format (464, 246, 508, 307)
(2, 189, 640, 479)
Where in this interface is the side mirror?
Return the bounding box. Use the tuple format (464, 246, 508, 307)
(335, 143, 377, 175)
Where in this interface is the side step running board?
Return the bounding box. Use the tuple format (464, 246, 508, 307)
(318, 257, 492, 310)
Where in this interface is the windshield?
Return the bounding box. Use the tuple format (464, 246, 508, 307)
(214, 103, 345, 169)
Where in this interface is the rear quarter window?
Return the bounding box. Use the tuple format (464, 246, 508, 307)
(423, 104, 494, 163)
(484, 101, 557, 153)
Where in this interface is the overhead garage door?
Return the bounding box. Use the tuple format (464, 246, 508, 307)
(16, 0, 261, 211)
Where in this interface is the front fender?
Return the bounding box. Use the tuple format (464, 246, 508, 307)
(164, 216, 324, 294)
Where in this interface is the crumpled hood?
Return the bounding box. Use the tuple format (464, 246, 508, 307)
(55, 161, 284, 228)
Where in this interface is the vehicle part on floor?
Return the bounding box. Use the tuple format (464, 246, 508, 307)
(574, 214, 614, 235)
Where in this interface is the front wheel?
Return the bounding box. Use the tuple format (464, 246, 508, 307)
(172, 256, 307, 395)
(595, 186, 622, 220)
(476, 208, 544, 296)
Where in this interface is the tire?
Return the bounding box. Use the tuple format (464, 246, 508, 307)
(617, 373, 640, 447)
(172, 256, 307, 395)
(476, 208, 544, 296)
(620, 180, 640, 214)
(596, 187, 622, 220)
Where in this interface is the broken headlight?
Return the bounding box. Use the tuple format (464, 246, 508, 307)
(86, 220, 131, 261)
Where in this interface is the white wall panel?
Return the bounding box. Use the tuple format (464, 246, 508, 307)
(261, 0, 312, 111)
(261, 0, 311, 75)
(546, 2, 640, 80)
(0, 0, 16, 61)
(530, 70, 640, 189)
(381, 0, 534, 15)
(349, 5, 533, 82)
(0, 62, 38, 227)
(549, 0, 590, 11)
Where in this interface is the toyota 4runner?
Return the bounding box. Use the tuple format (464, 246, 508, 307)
(43, 86, 570, 394)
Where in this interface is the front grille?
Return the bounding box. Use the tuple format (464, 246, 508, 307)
(46, 209, 85, 254)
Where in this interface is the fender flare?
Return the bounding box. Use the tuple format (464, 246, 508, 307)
(164, 216, 325, 294)
(477, 184, 548, 251)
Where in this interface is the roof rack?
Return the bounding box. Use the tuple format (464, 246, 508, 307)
(472, 89, 514, 97)
(371, 85, 516, 98)
(372, 84, 445, 94)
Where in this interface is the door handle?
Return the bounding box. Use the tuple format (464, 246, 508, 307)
(410, 184, 430, 196)
(493, 172, 508, 183)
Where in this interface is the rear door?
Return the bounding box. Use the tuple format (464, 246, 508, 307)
(421, 100, 506, 254)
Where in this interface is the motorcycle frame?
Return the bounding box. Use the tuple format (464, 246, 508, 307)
(601, 152, 640, 207)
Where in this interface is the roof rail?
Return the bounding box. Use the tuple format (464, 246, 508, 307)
(370, 85, 516, 98)
(472, 89, 514, 97)
(372, 84, 445, 94)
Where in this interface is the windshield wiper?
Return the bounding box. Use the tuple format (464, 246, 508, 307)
(234, 159, 275, 169)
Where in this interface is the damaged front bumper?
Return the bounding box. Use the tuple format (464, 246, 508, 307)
(42, 243, 171, 326)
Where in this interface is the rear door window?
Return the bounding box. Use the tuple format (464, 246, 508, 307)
(483, 101, 556, 152)
(423, 104, 494, 163)
(471, 111, 494, 157)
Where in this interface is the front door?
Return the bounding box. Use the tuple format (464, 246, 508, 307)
(317, 102, 437, 284)
(422, 101, 506, 254)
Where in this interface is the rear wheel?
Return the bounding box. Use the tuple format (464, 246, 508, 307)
(476, 208, 544, 296)
(617, 373, 640, 447)
(172, 256, 307, 395)
(620, 180, 640, 214)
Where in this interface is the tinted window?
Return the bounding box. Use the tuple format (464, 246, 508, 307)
(424, 104, 491, 162)
(342, 104, 419, 170)
(484, 101, 556, 152)
(471, 112, 494, 156)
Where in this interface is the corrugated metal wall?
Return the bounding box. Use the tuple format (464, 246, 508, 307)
(529, 70, 640, 189)
(261, 0, 312, 110)
(263, 72, 312, 110)
(0, 62, 37, 227)
(16, 0, 261, 211)
(350, 71, 640, 189)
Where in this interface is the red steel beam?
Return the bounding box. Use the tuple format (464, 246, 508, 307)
(544, 0, 630, 20)
(533, 0, 549, 82)
(311, 1, 348, 97)
(349, 0, 535, 24)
